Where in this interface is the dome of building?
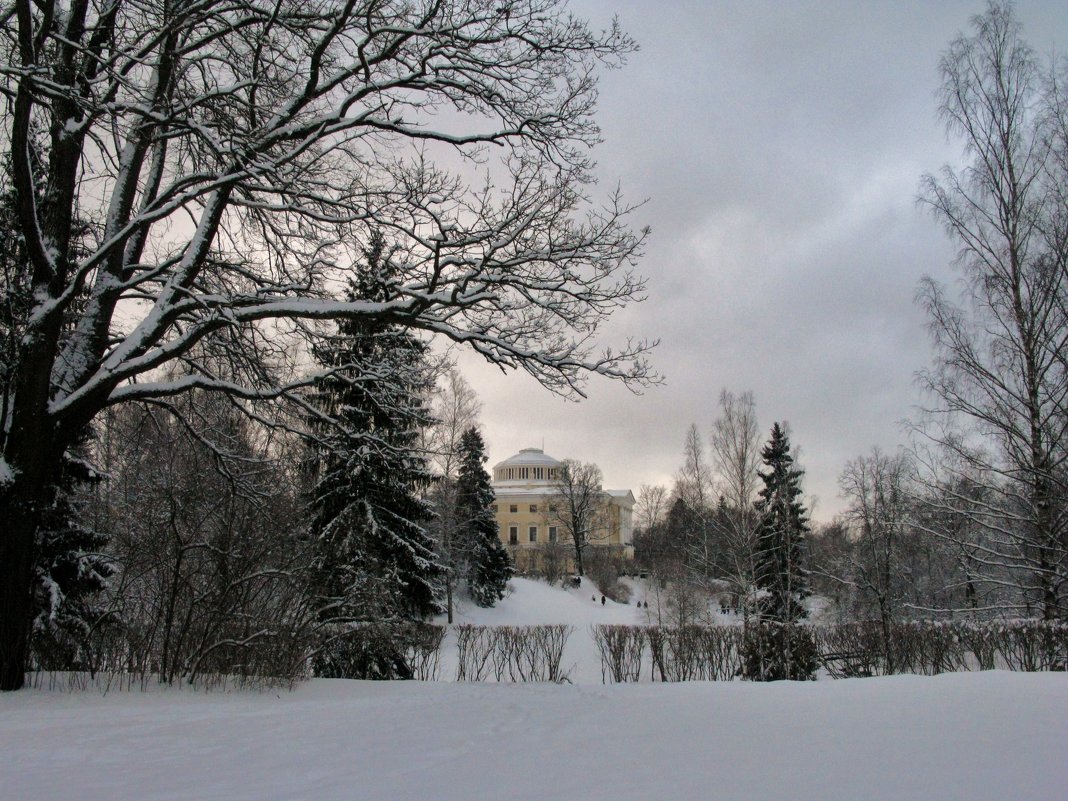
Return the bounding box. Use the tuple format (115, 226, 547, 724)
(492, 448, 562, 484)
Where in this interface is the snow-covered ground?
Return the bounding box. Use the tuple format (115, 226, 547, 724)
(442, 576, 646, 628)
(3, 578, 1066, 801)
(3, 672, 1065, 800)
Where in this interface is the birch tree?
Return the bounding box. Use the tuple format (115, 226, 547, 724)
(708, 389, 761, 615)
(425, 367, 480, 622)
(0, 0, 653, 689)
(917, 2, 1068, 621)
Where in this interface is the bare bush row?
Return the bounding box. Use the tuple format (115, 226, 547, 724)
(454, 625, 572, 683)
(593, 620, 1068, 683)
(816, 620, 1068, 677)
(30, 619, 449, 691)
(593, 624, 744, 683)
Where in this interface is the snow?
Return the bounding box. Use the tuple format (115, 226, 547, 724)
(444, 576, 642, 628)
(3, 578, 1066, 800)
(439, 577, 646, 682)
(0, 456, 14, 486)
(1, 672, 1064, 801)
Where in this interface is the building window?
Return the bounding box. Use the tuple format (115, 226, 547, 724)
(529, 504, 537, 513)
(528, 525, 538, 543)
(509, 526, 518, 545)
(519, 467, 529, 479)
(509, 504, 518, 513)
(548, 526, 557, 543)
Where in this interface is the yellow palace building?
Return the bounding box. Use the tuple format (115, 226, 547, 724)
(490, 447, 635, 573)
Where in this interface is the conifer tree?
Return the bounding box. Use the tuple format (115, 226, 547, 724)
(308, 232, 444, 647)
(745, 422, 816, 680)
(753, 423, 810, 621)
(455, 427, 513, 607)
(30, 443, 112, 668)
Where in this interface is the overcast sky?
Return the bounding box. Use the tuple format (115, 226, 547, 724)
(458, 0, 1068, 522)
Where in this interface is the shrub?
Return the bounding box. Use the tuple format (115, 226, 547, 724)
(592, 625, 644, 683)
(456, 625, 573, 682)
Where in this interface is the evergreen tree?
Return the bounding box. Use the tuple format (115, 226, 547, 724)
(753, 423, 810, 621)
(308, 232, 444, 668)
(30, 442, 112, 669)
(455, 427, 513, 607)
(745, 422, 816, 680)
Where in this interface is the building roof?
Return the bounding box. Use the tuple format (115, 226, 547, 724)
(606, 489, 637, 507)
(492, 447, 562, 470)
(494, 486, 635, 505)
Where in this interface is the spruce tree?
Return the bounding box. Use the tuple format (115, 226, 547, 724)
(745, 422, 816, 680)
(753, 422, 810, 622)
(30, 443, 112, 668)
(455, 427, 513, 607)
(308, 232, 444, 677)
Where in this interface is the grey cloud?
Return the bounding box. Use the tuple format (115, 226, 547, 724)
(468, 1, 1068, 520)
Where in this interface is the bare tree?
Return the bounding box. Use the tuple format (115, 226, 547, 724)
(916, 2, 1068, 620)
(838, 448, 914, 669)
(634, 483, 668, 533)
(806, 520, 855, 621)
(711, 391, 762, 516)
(676, 423, 714, 512)
(425, 368, 482, 622)
(0, 1, 655, 689)
(707, 389, 762, 617)
(910, 446, 1023, 616)
(545, 459, 606, 577)
(671, 423, 716, 592)
(428, 369, 482, 481)
(90, 396, 310, 686)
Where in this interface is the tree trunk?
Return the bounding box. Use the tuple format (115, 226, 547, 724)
(1, 341, 68, 690)
(0, 475, 49, 690)
(0, 489, 37, 692)
(573, 539, 584, 577)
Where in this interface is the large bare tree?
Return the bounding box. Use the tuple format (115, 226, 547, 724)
(545, 459, 606, 578)
(916, 2, 1068, 621)
(0, 0, 653, 689)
